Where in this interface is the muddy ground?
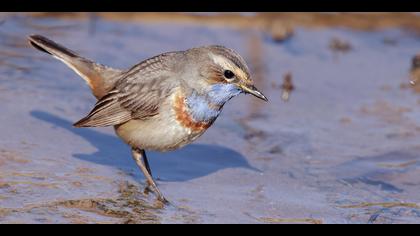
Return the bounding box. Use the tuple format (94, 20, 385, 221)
(1, 13, 420, 223)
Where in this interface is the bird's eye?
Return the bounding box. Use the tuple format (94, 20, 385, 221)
(224, 70, 235, 79)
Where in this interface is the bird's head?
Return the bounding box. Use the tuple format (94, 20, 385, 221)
(186, 45, 268, 105)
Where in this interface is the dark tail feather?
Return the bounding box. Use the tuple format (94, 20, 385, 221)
(27, 34, 123, 99)
(28, 34, 79, 60)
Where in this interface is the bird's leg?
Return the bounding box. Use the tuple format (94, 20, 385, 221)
(131, 148, 168, 203)
(142, 149, 153, 177)
(139, 149, 153, 195)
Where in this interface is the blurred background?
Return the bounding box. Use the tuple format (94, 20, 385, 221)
(1, 12, 420, 224)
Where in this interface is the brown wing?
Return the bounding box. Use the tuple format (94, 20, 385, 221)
(73, 52, 181, 127)
(73, 90, 132, 127)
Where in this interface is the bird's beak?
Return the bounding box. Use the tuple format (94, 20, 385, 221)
(239, 84, 268, 102)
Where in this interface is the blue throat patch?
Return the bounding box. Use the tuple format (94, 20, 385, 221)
(208, 84, 242, 105)
(186, 84, 241, 122)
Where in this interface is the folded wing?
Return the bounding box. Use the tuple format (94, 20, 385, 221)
(74, 53, 180, 127)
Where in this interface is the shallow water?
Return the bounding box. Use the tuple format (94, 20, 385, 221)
(1, 13, 420, 223)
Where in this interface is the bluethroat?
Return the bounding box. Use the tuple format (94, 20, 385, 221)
(28, 34, 268, 203)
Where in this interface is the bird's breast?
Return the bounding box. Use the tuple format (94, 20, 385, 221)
(173, 93, 219, 132)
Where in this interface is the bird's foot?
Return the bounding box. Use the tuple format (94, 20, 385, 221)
(144, 181, 169, 205)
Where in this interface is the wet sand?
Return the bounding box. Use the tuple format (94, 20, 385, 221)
(1, 13, 420, 223)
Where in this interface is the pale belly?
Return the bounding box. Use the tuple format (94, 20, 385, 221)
(114, 109, 208, 152)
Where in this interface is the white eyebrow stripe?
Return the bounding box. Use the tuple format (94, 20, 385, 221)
(209, 52, 249, 81)
(209, 53, 235, 70)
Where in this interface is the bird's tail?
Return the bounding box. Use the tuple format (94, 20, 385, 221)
(28, 34, 123, 99)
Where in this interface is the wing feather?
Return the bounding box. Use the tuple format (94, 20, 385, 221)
(73, 52, 180, 127)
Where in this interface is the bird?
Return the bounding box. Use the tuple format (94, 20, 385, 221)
(28, 34, 268, 203)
